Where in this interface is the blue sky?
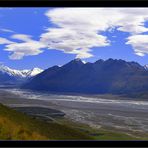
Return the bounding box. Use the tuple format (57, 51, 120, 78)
(0, 8, 148, 70)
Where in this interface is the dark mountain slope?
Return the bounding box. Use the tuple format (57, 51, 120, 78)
(0, 71, 17, 84)
(22, 58, 148, 95)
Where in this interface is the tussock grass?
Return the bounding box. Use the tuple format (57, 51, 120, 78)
(0, 103, 147, 140)
(0, 103, 91, 140)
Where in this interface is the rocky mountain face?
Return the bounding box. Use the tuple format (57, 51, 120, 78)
(22, 58, 148, 95)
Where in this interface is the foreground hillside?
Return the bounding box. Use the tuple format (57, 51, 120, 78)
(0, 103, 147, 140)
(0, 103, 91, 140)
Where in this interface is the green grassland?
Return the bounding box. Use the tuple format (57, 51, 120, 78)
(0, 103, 91, 140)
(0, 103, 147, 140)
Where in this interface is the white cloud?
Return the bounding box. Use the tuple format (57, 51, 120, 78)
(11, 34, 32, 42)
(126, 35, 148, 57)
(135, 52, 145, 57)
(4, 41, 45, 60)
(45, 8, 148, 35)
(0, 34, 46, 60)
(41, 8, 119, 58)
(40, 28, 109, 58)
(2, 8, 148, 60)
(0, 37, 14, 44)
(0, 28, 15, 33)
(40, 8, 148, 58)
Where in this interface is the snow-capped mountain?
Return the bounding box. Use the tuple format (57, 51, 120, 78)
(24, 68, 44, 77)
(144, 64, 148, 70)
(0, 64, 43, 78)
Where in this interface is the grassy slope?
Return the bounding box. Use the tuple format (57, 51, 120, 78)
(0, 103, 147, 140)
(58, 118, 148, 140)
(0, 103, 91, 140)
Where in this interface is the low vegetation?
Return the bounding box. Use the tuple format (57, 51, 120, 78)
(0, 103, 91, 140)
(57, 118, 147, 140)
(0, 103, 147, 140)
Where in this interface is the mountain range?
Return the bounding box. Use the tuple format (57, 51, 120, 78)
(0, 64, 43, 84)
(22, 58, 148, 96)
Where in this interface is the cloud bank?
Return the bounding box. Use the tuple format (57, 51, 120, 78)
(42, 8, 148, 58)
(1, 8, 148, 60)
(0, 34, 45, 60)
(126, 35, 148, 57)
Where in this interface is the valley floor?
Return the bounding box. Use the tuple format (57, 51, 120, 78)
(0, 87, 148, 140)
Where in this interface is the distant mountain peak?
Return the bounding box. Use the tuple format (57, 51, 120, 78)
(74, 58, 82, 62)
(95, 59, 104, 64)
(32, 67, 42, 71)
(65, 58, 84, 67)
(0, 64, 43, 78)
(144, 64, 148, 70)
(72, 58, 84, 64)
(82, 60, 87, 64)
(106, 58, 125, 63)
(74, 59, 87, 64)
(107, 58, 114, 61)
(27, 68, 43, 77)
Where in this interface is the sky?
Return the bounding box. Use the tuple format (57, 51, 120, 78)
(0, 7, 148, 70)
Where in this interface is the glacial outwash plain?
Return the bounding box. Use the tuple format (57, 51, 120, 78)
(0, 58, 148, 140)
(0, 71, 148, 140)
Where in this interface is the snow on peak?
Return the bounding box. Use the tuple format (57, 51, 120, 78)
(27, 68, 43, 77)
(0, 64, 43, 78)
(144, 64, 148, 70)
(82, 60, 87, 64)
